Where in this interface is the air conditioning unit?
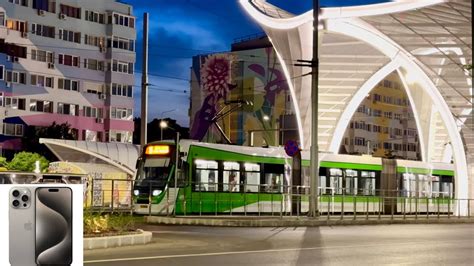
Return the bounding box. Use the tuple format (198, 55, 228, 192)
(59, 13, 66, 20)
(99, 93, 106, 100)
(48, 63, 55, 69)
(37, 9, 45, 16)
(96, 118, 104, 124)
(6, 82, 12, 88)
(21, 32, 28, 38)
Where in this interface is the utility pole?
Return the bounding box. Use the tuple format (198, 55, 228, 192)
(294, 1, 320, 217)
(309, 0, 320, 218)
(140, 12, 149, 149)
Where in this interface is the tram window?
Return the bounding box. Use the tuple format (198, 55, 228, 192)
(418, 174, 432, 197)
(223, 161, 240, 192)
(329, 168, 343, 194)
(244, 163, 260, 192)
(402, 173, 416, 197)
(344, 169, 358, 195)
(195, 160, 218, 192)
(360, 171, 375, 195)
(440, 176, 453, 198)
(431, 175, 440, 197)
(142, 158, 170, 180)
(262, 164, 284, 193)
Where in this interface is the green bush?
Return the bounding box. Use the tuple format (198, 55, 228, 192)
(7, 152, 49, 172)
(83, 210, 138, 236)
(0, 157, 8, 167)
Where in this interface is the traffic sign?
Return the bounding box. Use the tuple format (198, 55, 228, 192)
(284, 140, 300, 157)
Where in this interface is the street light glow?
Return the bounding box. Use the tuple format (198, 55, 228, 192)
(160, 120, 168, 129)
(263, 115, 270, 121)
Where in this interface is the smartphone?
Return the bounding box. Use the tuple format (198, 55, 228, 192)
(9, 187, 37, 266)
(35, 187, 73, 265)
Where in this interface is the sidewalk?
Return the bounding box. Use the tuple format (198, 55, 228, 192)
(145, 214, 474, 227)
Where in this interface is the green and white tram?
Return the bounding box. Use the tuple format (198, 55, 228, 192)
(133, 140, 455, 215)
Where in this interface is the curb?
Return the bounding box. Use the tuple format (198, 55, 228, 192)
(145, 216, 474, 227)
(83, 230, 153, 250)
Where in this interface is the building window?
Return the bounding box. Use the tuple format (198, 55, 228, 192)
(5, 70, 26, 84)
(83, 106, 98, 118)
(31, 49, 54, 63)
(0, 12, 5, 26)
(6, 19, 27, 32)
(107, 36, 134, 51)
(8, 0, 28, 7)
(32, 23, 55, 38)
(84, 59, 104, 71)
(3, 123, 24, 136)
(31, 74, 54, 88)
(59, 29, 81, 43)
(110, 83, 133, 97)
(112, 60, 134, 74)
(373, 109, 382, 117)
(108, 130, 132, 143)
(354, 137, 365, 146)
(60, 4, 81, 19)
(58, 78, 79, 91)
(110, 107, 133, 120)
(110, 13, 135, 28)
(0, 65, 4, 80)
(84, 34, 105, 48)
(85, 10, 105, 24)
(5, 97, 26, 110)
(383, 111, 393, 119)
(58, 54, 80, 67)
(57, 103, 79, 116)
(29, 99, 53, 113)
(33, 0, 56, 13)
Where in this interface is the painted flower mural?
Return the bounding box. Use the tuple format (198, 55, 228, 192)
(190, 54, 237, 141)
(190, 47, 291, 145)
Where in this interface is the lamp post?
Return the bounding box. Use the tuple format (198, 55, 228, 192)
(160, 120, 180, 216)
(160, 109, 175, 140)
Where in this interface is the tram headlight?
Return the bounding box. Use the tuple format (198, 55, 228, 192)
(133, 189, 139, 196)
(152, 190, 162, 196)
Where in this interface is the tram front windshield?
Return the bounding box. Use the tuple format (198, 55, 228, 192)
(136, 157, 171, 188)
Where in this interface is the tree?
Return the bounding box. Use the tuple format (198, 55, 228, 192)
(7, 152, 49, 172)
(133, 117, 189, 144)
(21, 122, 76, 161)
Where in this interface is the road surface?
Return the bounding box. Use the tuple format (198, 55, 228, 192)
(85, 224, 474, 265)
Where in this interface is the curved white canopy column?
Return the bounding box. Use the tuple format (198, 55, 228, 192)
(240, 0, 471, 215)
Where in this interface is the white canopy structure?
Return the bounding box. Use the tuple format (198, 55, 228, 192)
(40, 138, 140, 176)
(240, 0, 472, 215)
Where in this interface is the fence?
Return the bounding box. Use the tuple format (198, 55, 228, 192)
(170, 182, 473, 220)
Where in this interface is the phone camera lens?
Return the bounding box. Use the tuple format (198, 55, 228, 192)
(21, 195, 29, 202)
(12, 200, 20, 207)
(12, 190, 20, 197)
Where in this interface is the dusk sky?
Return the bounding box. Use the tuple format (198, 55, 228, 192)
(122, 0, 391, 126)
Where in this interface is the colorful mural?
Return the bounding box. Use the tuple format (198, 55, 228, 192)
(190, 47, 291, 146)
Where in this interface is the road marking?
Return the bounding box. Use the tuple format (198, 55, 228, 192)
(84, 239, 472, 264)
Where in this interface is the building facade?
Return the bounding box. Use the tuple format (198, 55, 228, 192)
(0, 0, 136, 154)
(340, 72, 421, 160)
(190, 35, 298, 147)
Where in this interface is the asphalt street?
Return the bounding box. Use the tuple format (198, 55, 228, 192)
(84, 224, 474, 265)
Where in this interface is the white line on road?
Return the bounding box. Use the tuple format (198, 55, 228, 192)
(84, 239, 472, 264)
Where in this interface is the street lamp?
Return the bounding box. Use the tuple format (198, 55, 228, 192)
(160, 109, 175, 140)
(160, 122, 180, 216)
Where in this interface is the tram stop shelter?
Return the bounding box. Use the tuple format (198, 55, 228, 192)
(240, 0, 472, 215)
(40, 138, 140, 209)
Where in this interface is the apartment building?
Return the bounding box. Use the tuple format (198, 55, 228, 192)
(0, 0, 136, 154)
(341, 72, 421, 160)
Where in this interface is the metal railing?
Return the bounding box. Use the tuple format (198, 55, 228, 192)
(164, 182, 473, 220)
